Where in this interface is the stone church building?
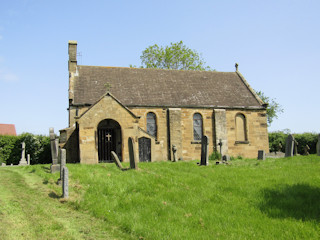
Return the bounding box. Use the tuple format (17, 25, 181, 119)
(60, 41, 269, 164)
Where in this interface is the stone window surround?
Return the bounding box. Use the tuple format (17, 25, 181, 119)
(146, 111, 158, 140)
(235, 112, 248, 142)
(193, 112, 203, 142)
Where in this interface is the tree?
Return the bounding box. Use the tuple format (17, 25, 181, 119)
(256, 90, 283, 126)
(137, 41, 212, 71)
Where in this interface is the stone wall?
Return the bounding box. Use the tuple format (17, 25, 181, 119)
(77, 95, 139, 164)
(72, 100, 269, 163)
(180, 109, 215, 160)
(226, 109, 269, 158)
(131, 107, 168, 161)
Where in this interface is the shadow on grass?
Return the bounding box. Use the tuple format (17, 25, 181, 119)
(260, 184, 320, 222)
(49, 191, 61, 199)
(41, 166, 51, 173)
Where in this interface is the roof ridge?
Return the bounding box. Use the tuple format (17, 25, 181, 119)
(78, 65, 235, 73)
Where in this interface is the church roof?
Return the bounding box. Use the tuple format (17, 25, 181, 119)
(73, 66, 264, 109)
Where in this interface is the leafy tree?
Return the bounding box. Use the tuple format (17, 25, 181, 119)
(256, 90, 283, 126)
(135, 41, 212, 71)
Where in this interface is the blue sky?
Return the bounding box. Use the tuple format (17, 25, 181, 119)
(0, 0, 319, 135)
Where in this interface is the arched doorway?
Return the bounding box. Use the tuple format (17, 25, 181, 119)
(97, 119, 122, 162)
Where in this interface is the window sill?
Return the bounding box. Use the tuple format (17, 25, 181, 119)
(235, 141, 249, 144)
(191, 141, 201, 144)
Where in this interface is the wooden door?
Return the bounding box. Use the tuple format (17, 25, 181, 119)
(98, 128, 116, 162)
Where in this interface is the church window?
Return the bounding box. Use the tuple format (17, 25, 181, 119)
(147, 112, 157, 138)
(235, 113, 247, 141)
(193, 113, 203, 141)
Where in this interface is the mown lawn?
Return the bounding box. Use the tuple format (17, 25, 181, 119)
(1, 155, 320, 239)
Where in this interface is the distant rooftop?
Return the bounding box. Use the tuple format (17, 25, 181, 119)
(0, 124, 17, 136)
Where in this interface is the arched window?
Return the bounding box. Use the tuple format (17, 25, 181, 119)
(236, 113, 247, 141)
(193, 113, 203, 141)
(147, 112, 157, 138)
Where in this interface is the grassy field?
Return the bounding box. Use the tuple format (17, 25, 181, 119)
(0, 155, 320, 239)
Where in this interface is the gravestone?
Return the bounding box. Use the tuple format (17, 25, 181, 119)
(172, 145, 178, 162)
(50, 128, 60, 173)
(138, 137, 151, 162)
(200, 135, 209, 166)
(60, 149, 66, 181)
(293, 139, 298, 156)
(222, 155, 230, 161)
(27, 154, 30, 165)
(285, 134, 295, 157)
(257, 150, 266, 160)
(111, 151, 124, 169)
(1, 163, 6, 167)
(304, 145, 310, 155)
(128, 137, 137, 169)
(62, 166, 69, 198)
(317, 134, 320, 156)
(18, 142, 28, 166)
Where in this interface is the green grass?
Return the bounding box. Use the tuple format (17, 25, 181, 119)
(1, 155, 320, 239)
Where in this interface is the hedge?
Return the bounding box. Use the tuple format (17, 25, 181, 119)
(0, 131, 318, 165)
(269, 131, 319, 154)
(0, 133, 51, 165)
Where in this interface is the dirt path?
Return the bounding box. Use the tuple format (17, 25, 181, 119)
(0, 167, 119, 240)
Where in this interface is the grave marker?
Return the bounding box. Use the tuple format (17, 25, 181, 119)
(19, 142, 28, 166)
(62, 166, 69, 198)
(317, 134, 320, 156)
(257, 150, 266, 160)
(285, 134, 295, 157)
(128, 137, 137, 169)
(27, 154, 30, 165)
(200, 135, 209, 166)
(111, 151, 124, 170)
(50, 128, 60, 173)
(60, 149, 66, 180)
(304, 145, 310, 155)
(172, 145, 178, 162)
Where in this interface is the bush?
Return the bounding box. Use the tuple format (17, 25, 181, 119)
(269, 131, 288, 152)
(0, 135, 17, 164)
(209, 151, 221, 160)
(0, 133, 51, 165)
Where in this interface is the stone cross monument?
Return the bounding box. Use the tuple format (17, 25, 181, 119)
(50, 128, 60, 173)
(18, 142, 28, 166)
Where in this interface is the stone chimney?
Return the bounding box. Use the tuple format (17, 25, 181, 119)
(68, 40, 78, 127)
(68, 40, 77, 72)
